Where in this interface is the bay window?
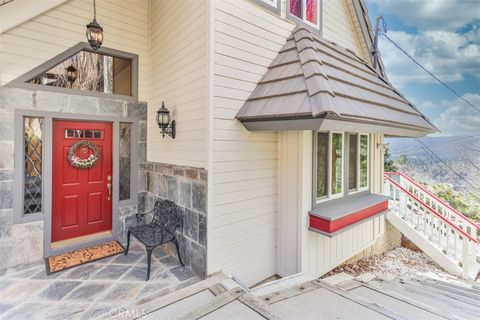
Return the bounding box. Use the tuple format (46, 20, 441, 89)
(289, 0, 320, 29)
(314, 131, 369, 203)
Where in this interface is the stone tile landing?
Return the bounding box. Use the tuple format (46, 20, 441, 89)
(0, 239, 200, 320)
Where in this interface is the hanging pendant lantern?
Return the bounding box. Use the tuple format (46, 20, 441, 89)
(86, 0, 103, 50)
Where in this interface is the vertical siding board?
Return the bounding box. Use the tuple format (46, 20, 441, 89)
(322, 0, 365, 59)
(147, 0, 208, 168)
(209, 0, 293, 286)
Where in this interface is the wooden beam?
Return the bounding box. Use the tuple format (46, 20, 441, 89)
(209, 283, 227, 296)
(238, 293, 285, 320)
(103, 272, 228, 320)
(359, 281, 465, 320)
(259, 280, 320, 305)
(175, 287, 246, 320)
(314, 280, 410, 320)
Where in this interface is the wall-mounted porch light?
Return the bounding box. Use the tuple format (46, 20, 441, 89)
(86, 0, 103, 50)
(156, 101, 176, 139)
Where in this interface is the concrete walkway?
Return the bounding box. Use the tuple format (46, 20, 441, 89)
(0, 239, 200, 320)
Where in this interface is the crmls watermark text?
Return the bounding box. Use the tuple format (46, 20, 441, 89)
(109, 308, 147, 318)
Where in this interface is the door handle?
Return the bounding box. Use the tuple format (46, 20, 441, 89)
(107, 182, 112, 200)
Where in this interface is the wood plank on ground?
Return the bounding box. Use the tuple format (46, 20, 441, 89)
(259, 280, 320, 305)
(314, 280, 410, 320)
(408, 279, 480, 302)
(175, 287, 246, 320)
(389, 281, 480, 316)
(362, 280, 469, 320)
(110, 272, 228, 320)
(209, 283, 228, 296)
(349, 285, 447, 320)
(238, 292, 285, 320)
(268, 285, 390, 320)
(421, 278, 480, 295)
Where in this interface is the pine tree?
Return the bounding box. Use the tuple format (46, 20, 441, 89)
(384, 144, 398, 172)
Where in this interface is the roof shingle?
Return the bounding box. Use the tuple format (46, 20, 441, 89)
(236, 26, 437, 134)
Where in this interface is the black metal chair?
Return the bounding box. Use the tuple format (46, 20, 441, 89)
(125, 199, 185, 280)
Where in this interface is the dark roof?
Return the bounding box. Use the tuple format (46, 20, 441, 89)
(236, 26, 437, 135)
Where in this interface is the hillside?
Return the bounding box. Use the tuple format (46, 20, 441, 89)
(386, 136, 480, 195)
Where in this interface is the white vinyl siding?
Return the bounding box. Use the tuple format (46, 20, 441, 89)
(307, 218, 380, 276)
(209, 0, 294, 286)
(0, 0, 149, 101)
(147, 0, 208, 168)
(322, 0, 366, 59)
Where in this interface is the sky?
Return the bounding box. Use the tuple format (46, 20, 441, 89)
(365, 0, 480, 136)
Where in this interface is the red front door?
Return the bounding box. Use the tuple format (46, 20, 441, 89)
(52, 120, 113, 242)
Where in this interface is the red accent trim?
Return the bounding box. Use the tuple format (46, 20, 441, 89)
(385, 175, 479, 243)
(309, 201, 388, 234)
(385, 171, 480, 230)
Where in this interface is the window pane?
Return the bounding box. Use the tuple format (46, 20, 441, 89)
(28, 50, 132, 96)
(348, 134, 357, 191)
(331, 133, 343, 195)
(24, 117, 43, 214)
(316, 132, 328, 198)
(113, 57, 132, 96)
(290, 0, 302, 18)
(360, 135, 368, 188)
(306, 0, 317, 24)
(119, 123, 132, 201)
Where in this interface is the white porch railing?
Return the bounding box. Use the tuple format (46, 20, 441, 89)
(386, 172, 480, 239)
(384, 172, 479, 279)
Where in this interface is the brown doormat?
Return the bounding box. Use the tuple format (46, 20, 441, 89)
(46, 240, 125, 274)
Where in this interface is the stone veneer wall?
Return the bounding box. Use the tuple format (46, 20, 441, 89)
(138, 162, 207, 278)
(342, 219, 403, 265)
(0, 86, 145, 270)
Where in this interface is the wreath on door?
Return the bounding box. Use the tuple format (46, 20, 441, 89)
(67, 140, 100, 169)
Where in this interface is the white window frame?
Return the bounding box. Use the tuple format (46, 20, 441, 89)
(260, 0, 278, 8)
(348, 133, 370, 194)
(315, 131, 344, 203)
(358, 133, 369, 192)
(287, 0, 321, 30)
(348, 133, 359, 193)
(314, 131, 371, 204)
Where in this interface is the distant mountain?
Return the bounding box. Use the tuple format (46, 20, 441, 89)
(386, 136, 480, 195)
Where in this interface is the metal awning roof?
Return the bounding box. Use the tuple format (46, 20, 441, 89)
(236, 26, 437, 136)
